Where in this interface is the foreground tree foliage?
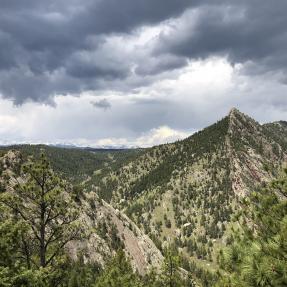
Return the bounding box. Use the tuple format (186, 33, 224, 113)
(0, 153, 81, 286)
(65, 257, 101, 287)
(216, 169, 287, 287)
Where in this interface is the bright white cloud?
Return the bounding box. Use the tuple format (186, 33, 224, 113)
(132, 125, 191, 147)
(71, 125, 191, 148)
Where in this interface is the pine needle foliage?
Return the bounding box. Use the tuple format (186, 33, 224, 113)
(217, 169, 287, 286)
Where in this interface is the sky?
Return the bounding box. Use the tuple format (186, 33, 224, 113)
(0, 0, 287, 147)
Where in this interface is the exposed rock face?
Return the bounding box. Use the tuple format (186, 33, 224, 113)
(99, 201, 163, 274)
(228, 108, 286, 196)
(65, 194, 163, 275)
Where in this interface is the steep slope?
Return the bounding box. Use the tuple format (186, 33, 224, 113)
(65, 195, 163, 275)
(97, 113, 233, 269)
(228, 108, 287, 196)
(90, 108, 287, 278)
(0, 150, 163, 275)
(262, 120, 287, 152)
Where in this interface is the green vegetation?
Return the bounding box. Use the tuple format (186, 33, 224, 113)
(216, 169, 287, 286)
(0, 144, 141, 183)
(90, 247, 196, 287)
(0, 153, 82, 285)
(93, 249, 142, 287)
(95, 109, 287, 285)
(106, 116, 235, 285)
(0, 144, 142, 201)
(0, 152, 196, 286)
(0, 110, 287, 286)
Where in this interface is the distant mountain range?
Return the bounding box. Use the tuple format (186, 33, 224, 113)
(0, 142, 132, 150)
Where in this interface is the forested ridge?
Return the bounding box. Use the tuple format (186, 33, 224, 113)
(0, 144, 142, 185)
(0, 109, 286, 286)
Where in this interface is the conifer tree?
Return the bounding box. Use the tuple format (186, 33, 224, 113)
(161, 247, 182, 287)
(94, 249, 142, 287)
(217, 169, 287, 286)
(0, 153, 81, 269)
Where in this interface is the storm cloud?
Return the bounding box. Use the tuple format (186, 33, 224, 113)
(1, 0, 286, 104)
(91, 98, 111, 110)
(156, 0, 287, 76)
(0, 0, 194, 103)
(0, 0, 286, 147)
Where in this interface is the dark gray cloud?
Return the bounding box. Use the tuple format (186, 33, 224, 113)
(0, 0, 194, 103)
(135, 55, 187, 76)
(91, 98, 111, 110)
(0, 0, 286, 104)
(156, 0, 287, 75)
(0, 0, 192, 59)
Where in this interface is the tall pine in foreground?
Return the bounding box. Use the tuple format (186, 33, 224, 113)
(0, 153, 81, 286)
(217, 168, 287, 287)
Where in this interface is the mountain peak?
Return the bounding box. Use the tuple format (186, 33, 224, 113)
(227, 107, 252, 124)
(228, 107, 258, 128)
(228, 107, 242, 117)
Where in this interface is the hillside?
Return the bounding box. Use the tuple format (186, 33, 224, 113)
(0, 145, 142, 193)
(0, 150, 163, 276)
(88, 108, 287, 282)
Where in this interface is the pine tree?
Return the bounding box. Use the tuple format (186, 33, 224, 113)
(94, 249, 142, 287)
(217, 168, 287, 286)
(161, 247, 182, 287)
(0, 153, 81, 268)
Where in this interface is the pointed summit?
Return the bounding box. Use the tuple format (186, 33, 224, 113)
(228, 107, 245, 119)
(227, 107, 253, 125)
(229, 107, 240, 115)
(227, 107, 258, 127)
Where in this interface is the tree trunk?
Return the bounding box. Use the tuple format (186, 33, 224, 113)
(22, 237, 31, 269)
(40, 200, 46, 267)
